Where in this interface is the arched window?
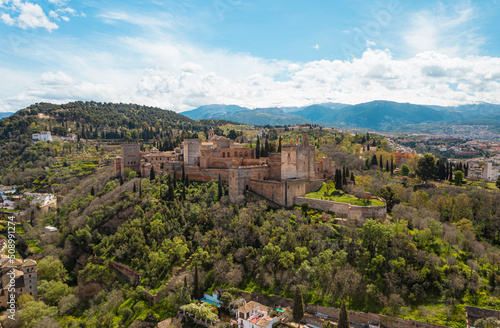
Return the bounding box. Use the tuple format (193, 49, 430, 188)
(234, 152, 238, 157)
(244, 151, 248, 157)
(222, 152, 225, 158)
(239, 151, 243, 157)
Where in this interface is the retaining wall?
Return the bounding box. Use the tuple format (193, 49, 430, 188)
(295, 197, 386, 220)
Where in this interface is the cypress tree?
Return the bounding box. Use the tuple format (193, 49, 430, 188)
(182, 163, 185, 183)
(30, 210, 35, 226)
(385, 160, 389, 172)
(173, 169, 177, 189)
(335, 169, 342, 190)
(350, 172, 355, 185)
(379, 155, 383, 169)
(293, 287, 304, 326)
(119, 175, 124, 186)
(182, 182, 186, 201)
(338, 300, 349, 328)
(193, 264, 200, 300)
(150, 167, 155, 181)
(90, 186, 95, 196)
(371, 154, 378, 167)
(256, 137, 261, 159)
(139, 180, 142, 198)
(390, 157, 394, 174)
(449, 163, 454, 182)
(185, 174, 189, 188)
(218, 174, 223, 200)
(133, 183, 136, 193)
(278, 136, 282, 152)
(342, 166, 347, 186)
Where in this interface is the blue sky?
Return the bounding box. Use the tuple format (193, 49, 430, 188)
(0, 0, 499, 112)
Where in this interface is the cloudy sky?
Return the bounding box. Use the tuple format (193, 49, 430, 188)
(1, 0, 499, 112)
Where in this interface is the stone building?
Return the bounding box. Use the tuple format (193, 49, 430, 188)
(0, 258, 37, 308)
(115, 133, 334, 207)
(467, 161, 499, 182)
(114, 144, 182, 177)
(183, 134, 333, 207)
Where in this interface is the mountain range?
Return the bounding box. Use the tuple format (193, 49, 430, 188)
(181, 101, 500, 131)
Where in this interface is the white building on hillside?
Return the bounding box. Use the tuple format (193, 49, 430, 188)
(234, 301, 280, 328)
(32, 131, 52, 142)
(468, 162, 499, 182)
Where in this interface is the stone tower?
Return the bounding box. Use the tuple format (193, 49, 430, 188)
(184, 139, 202, 166)
(280, 135, 315, 181)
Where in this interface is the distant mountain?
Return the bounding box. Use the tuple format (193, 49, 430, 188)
(0, 112, 14, 120)
(181, 104, 248, 120)
(293, 105, 337, 122)
(224, 108, 310, 126)
(181, 101, 500, 131)
(332, 101, 445, 130)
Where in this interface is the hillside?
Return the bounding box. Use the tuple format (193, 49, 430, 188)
(180, 104, 248, 120)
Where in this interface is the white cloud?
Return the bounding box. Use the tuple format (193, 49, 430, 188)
(49, 10, 58, 19)
(16, 2, 58, 32)
(5, 48, 499, 113)
(403, 3, 485, 57)
(366, 40, 376, 47)
(313, 44, 319, 50)
(1, 13, 14, 25)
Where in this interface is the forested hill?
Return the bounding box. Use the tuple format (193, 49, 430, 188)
(0, 101, 201, 140)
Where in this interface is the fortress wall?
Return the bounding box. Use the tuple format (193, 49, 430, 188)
(229, 167, 253, 203)
(295, 197, 386, 219)
(306, 180, 325, 194)
(248, 179, 285, 205)
(285, 179, 307, 207)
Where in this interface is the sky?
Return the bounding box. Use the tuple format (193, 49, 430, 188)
(0, 0, 500, 113)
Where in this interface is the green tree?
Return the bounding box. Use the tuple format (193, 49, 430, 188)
(454, 170, 464, 186)
(90, 186, 95, 196)
(293, 286, 304, 326)
(19, 301, 58, 328)
(371, 154, 378, 167)
(218, 174, 223, 200)
(338, 300, 349, 328)
(256, 137, 261, 159)
(300, 202, 310, 217)
(150, 166, 155, 181)
(416, 153, 437, 181)
(37, 256, 67, 282)
(38, 280, 72, 306)
(401, 164, 410, 176)
(475, 318, 499, 328)
(323, 321, 335, 328)
(193, 263, 201, 300)
(496, 176, 500, 189)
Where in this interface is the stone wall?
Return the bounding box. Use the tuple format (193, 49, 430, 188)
(248, 179, 284, 205)
(91, 257, 140, 286)
(295, 197, 387, 219)
(465, 305, 500, 327)
(229, 167, 253, 203)
(306, 180, 325, 194)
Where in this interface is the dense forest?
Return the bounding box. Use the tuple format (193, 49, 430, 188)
(1, 103, 500, 328)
